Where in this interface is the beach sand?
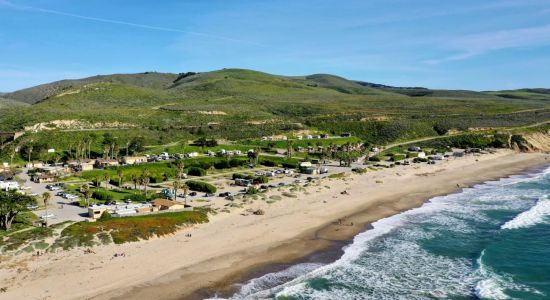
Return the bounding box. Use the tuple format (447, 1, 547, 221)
(0, 150, 548, 300)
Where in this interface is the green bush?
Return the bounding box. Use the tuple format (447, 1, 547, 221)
(99, 211, 112, 221)
(186, 180, 217, 193)
(256, 176, 269, 183)
(368, 156, 380, 162)
(391, 154, 407, 161)
(187, 167, 207, 176)
(93, 190, 113, 201)
(149, 175, 164, 183)
(214, 160, 231, 169)
(122, 193, 147, 202)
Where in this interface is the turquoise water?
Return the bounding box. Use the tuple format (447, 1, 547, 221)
(217, 165, 550, 300)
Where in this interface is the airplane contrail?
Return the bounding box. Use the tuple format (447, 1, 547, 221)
(0, 0, 264, 46)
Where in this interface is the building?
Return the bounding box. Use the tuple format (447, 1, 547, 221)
(0, 181, 19, 191)
(151, 199, 185, 211)
(88, 205, 110, 219)
(94, 159, 119, 169)
(122, 156, 148, 165)
(32, 174, 55, 183)
(68, 159, 94, 172)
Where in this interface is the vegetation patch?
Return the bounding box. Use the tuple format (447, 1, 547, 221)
(52, 211, 208, 249)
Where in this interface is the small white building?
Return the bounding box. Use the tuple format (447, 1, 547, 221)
(417, 152, 427, 158)
(0, 181, 19, 191)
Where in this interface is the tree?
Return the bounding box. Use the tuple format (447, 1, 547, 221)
(42, 192, 51, 226)
(103, 172, 111, 190)
(182, 184, 189, 205)
(141, 168, 150, 196)
(94, 175, 101, 188)
(116, 168, 123, 187)
(131, 174, 139, 190)
(42, 192, 51, 208)
(176, 160, 185, 179)
(286, 140, 294, 159)
(0, 191, 36, 230)
(127, 137, 145, 155)
(81, 184, 92, 207)
(173, 180, 181, 201)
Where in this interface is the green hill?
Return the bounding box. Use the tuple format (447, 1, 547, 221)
(1, 68, 549, 151)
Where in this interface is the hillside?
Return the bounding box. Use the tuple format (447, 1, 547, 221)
(1, 68, 549, 148)
(2, 72, 179, 105)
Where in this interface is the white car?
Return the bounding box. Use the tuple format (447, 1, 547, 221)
(40, 213, 55, 219)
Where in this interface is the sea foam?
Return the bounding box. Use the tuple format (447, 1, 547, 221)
(501, 195, 550, 230)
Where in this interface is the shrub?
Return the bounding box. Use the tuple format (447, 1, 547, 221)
(123, 193, 147, 202)
(391, 154, 406, 161)
(368, 156, 380, 162)
(187, 167, 207, 176)
(256, 176, 269, 184)
(93, 190, 113, 201)
(214, 160, 231, 169)
(229, 158, 246, 167)
(149, 175, 164, 183)
(259, 159, 276, 167)
(245, 187, 259, 195)
(186, 180, 217, 193)
(413, 157, 428, 163)
(99, 211, 112, 221)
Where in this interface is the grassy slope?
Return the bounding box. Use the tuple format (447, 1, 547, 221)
(0, 68, 548, 147)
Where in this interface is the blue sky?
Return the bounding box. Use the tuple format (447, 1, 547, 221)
(1, 0, 549, 92)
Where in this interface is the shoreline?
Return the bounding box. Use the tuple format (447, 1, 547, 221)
(188, 159, 550, 300)
(109, 151, 550, 300)
(0, 151, 548, 300)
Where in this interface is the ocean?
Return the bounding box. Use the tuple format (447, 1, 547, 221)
(213, 165, 550, 300)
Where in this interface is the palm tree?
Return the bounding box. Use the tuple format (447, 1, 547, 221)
(94, 175, 101, 188)
(42, 192, 51, 208)
(103, 172, 110, 190)
(141, 168, 150, 196)
(131, 174, 139, 190)
(42, 192, 51, 226)
(27, 142, 33, 166)
(176, 160, 185, 179)
(182, 183, 189, 205)
(254, 146, 261, 165)
(173, 180, 181, 201)
(286, 140, 294, 159)
(81, 184, 92, 207)
(116, 169, 123, 188)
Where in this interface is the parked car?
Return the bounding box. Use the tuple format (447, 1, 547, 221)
(189, 192, 197, 197)
(56, 191, 66, 197)
(218, 192, 232, 197)
(40, 213, 55, 219)
(26, 204, 38, 210)
(204, 193, 215, 197)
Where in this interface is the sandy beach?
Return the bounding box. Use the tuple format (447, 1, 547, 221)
(0, 150, 548, 300)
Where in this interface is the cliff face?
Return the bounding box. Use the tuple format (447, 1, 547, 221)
(512, 131, 550, 152)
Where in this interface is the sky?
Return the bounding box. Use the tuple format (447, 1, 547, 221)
(1, 0, 550, 92)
